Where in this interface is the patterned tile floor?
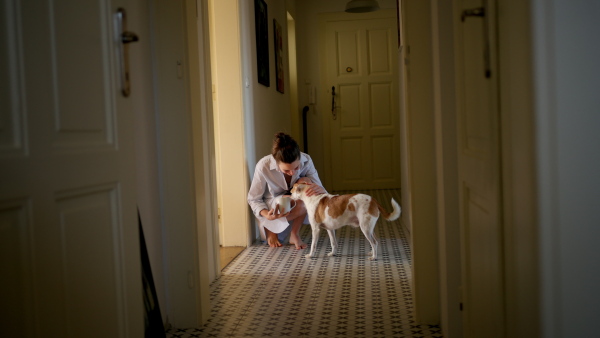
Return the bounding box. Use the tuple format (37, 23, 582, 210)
(166, 189, 443, 337)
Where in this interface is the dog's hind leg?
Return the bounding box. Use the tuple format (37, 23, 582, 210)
(360, 219, 379, 260)
(305, 225, 320, 258)
(326, 229, 337, 257)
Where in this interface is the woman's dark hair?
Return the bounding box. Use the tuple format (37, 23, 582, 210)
(272, 132, 300, 164)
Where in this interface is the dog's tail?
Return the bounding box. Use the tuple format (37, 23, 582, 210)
(378, 198, 401, 221)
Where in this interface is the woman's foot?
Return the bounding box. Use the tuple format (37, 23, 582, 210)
(289, 233, 307, 250)
(266, 229, 282, 247)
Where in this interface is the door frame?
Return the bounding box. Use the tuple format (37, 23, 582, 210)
(150, 0, 219, 327)
(497, 0, 538, 336)
(318, 9, 399, 190)
(438, 0, 538, 336)
(401, 0, 539, 336)
(208, 0, 251, 248)
(430, 1, 462, 336)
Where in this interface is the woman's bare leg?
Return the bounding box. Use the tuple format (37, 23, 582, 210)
(288, 200, 307, 249)
(265, 227, 282, 247)
(289, 217, 307, 249)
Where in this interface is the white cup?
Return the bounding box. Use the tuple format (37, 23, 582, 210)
(278, 196, 296, 214)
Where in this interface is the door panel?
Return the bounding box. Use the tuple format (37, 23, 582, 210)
(325, 13, 400, 190)
(0, 0, 142, 336)
(0, 199, 34, 337)
(336, 30, 359, 76)
(371, 135, 394, 181)
(0, 0, 26, 156)
(53, 0, 113, 144)
(456, 0, 504, 336)
(57, 185, 124, 336)
(370, 82, 393, 127)
(367, 29, 392, 75)
(340, 137, 363, 180)
(339, 84, 361, 128)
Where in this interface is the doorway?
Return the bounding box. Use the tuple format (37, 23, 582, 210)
(319, 9, 401, 191)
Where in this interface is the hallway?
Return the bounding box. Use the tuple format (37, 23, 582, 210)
(166, 189, 442, 337)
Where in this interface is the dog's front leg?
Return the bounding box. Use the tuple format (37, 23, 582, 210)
(326, 229, 337, 257)
(305, 224, 320, 258)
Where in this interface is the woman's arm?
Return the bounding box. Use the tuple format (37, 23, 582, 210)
(247, 166, 270, 219)
(300, 155, 326, 190)
(297, 156, 327, 196)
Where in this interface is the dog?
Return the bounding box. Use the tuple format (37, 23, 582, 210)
(291, 183, 401, 260)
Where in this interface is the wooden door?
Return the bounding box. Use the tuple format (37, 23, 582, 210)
(456, 0, 504, 336)
(0, 1, 143, 336)
(324, 11, 400, 191)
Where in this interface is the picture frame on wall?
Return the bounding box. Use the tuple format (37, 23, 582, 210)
(255, 0, 270, 87)
(273, 19, 284, 93)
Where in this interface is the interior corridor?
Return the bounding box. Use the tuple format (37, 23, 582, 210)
(165, 189, 443, 337)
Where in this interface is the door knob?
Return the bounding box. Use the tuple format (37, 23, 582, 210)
(331, 86, 337, 120)
(461, 7, 485, 22)
(121, 31, 139, 44)
(115, 8, 139, 97)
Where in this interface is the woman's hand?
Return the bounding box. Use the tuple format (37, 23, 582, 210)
(296, 177, 326, 196)
(304, 183, 327, 197)
(295, 177, 326, 197)
(261, 207, 289, 221)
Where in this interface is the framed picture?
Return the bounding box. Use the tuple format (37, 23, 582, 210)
(254, 0, 269, 87)
(273, 19, 284, 93)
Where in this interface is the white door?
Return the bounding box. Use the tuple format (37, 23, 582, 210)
(323, 11, 400, 191)
(0, 1, 143, 337)
(456, 0, 504, 336)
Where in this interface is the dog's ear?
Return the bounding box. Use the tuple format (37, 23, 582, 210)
(302, 183, 311, 194)
(294, 183, 306, 194)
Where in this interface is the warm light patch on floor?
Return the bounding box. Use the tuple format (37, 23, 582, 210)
(220, 246, 245, 270)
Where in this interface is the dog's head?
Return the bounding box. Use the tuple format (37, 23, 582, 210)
(290, 182, 310, 200)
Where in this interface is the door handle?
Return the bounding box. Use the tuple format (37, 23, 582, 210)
(331, 86, 337, 120)
(460, 6, 491, 78)
(121, 31, 139, 44)
(461, 7, 484, 22)
(115, 8, 139, 97)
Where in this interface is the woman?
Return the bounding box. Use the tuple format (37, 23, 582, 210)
(248, 132, 327, 248)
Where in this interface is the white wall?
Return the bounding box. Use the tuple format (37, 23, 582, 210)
(533, 1, 600, 337)
(243, 0, 293, 160)
(238, 0, 298, 240)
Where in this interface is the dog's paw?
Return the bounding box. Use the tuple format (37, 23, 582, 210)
(327, 252, 335, 257)
(369, 256, 377, 261)
(305, 254, 314, 259)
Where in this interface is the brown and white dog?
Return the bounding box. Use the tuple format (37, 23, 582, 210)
(291, 183, 401, 260)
